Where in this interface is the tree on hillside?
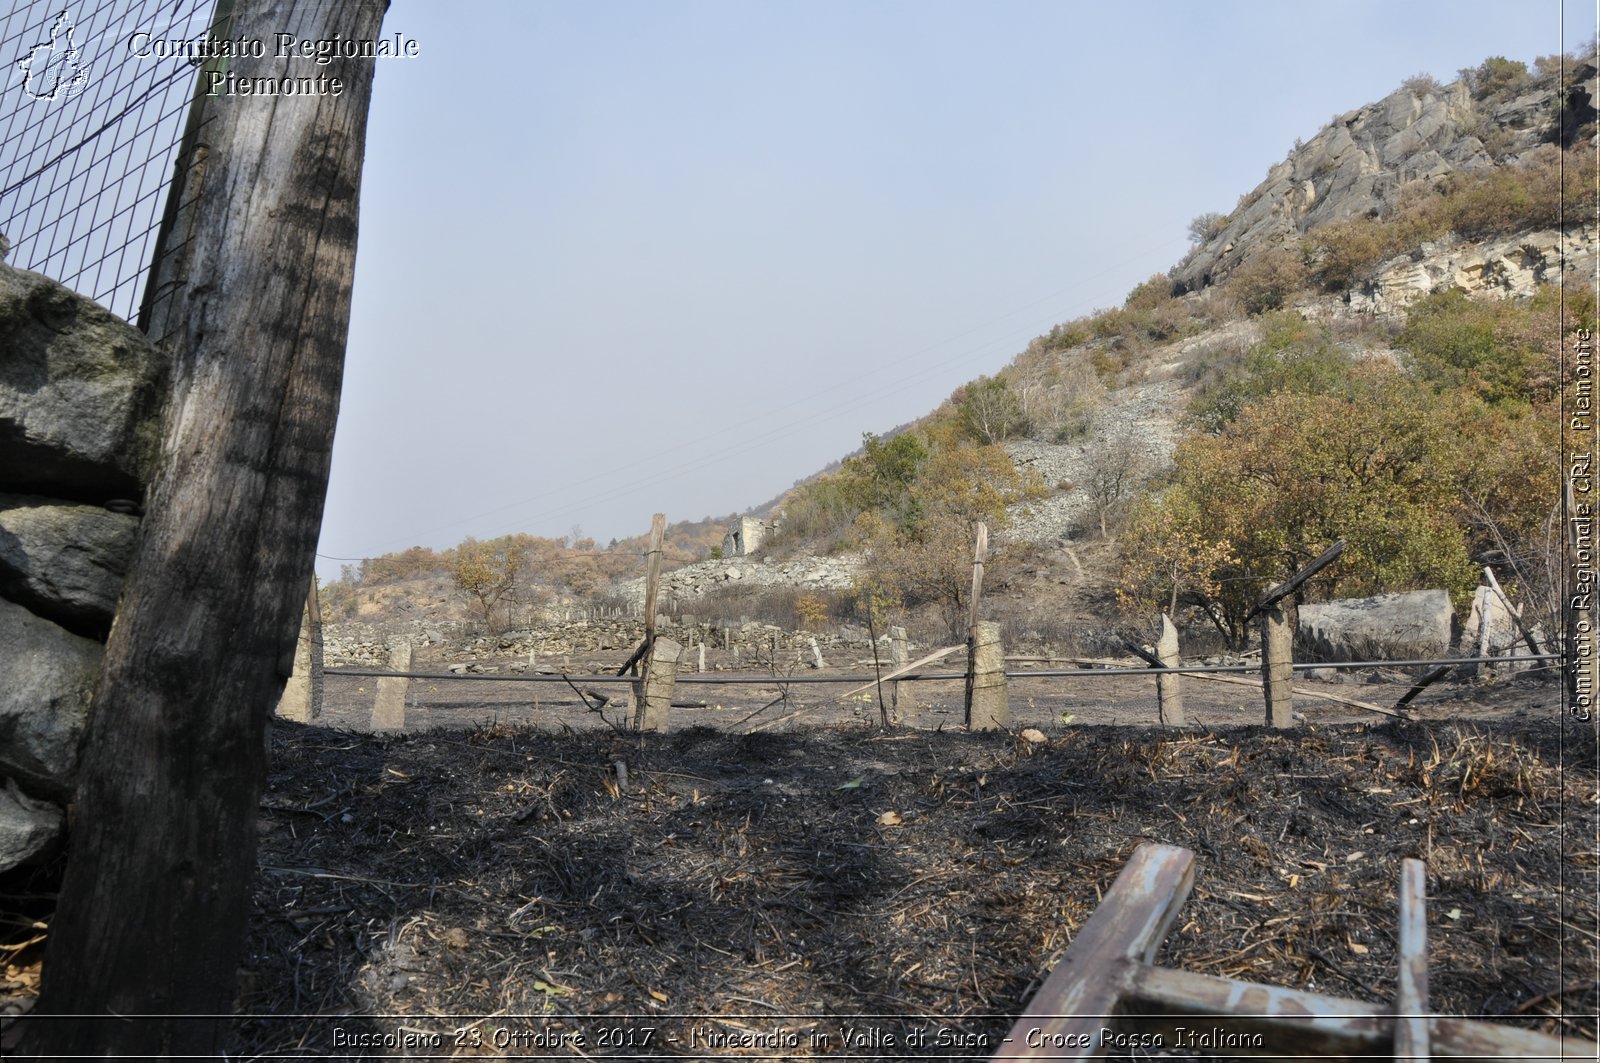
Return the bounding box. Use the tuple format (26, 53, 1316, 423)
(1187, 211, 1227, 244)
(955, 376, 1030, 444)
(856, 429, 1042, 639)
(1118, 361, 1481, 646)
(454, 536, 526, 628)
(1082, 423, 1149, 537)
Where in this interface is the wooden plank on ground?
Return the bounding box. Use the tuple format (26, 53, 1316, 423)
(1187, 671, 1407, 719)
(1117, 963, 1592, 1061)
(1394, 858, 1430, 1062)
(990, 844, 1194, 1060)
(834, 644, 964, 702)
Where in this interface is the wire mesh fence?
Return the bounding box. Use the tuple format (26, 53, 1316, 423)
(1, 0, 216, 322)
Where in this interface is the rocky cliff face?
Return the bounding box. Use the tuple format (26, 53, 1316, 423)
(1175, 60, 1598, 294)
(1340, 225, 1597, 315)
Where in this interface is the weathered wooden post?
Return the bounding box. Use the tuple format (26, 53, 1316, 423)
(1394, 858, 1431, 1060)
(635, 636, 682, 732)
(1261, 602, 1295, 729)
(968, 521, 988, 632)
(964, 524, 1007, 729)
(889, 625, 907, 718)
(28, 0, 388, 1054)
(371, 638, 412, 733)
(641, 512, 665, 661)
(809, 636, 825, 669)
(275, 582, 323, 723)
(1155, 613, 1183, 726)
(1249, 540, 1345, 731)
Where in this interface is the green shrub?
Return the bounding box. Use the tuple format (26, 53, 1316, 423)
(1465, 56, 1529, 101)
(1396, 286, 1575, 405)
(1188, 313, 1353, 433)
(1226, 246, 1308, 315)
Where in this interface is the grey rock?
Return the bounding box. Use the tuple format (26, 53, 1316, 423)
(1173, 68, 1567, 294)
(1298, 591, 1454, 663)
(0, 492, 137, 635)
(0, 778, 64, 871)
(0, 597, 100, 801)
(0, 263, 171, 499)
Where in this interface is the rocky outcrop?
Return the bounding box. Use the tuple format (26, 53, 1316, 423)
(0, 780, 63, 869)
(1339, 226, 1598, 314)
(0, 263, 168, 872)
(1175, 63, 1597, 295)
(1298, 591, 1455, 662)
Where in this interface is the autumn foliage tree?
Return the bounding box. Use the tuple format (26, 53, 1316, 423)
(1120, 360, 1483, 646)
(453, 536, 526, 629)
(854, 424, 1044, 639)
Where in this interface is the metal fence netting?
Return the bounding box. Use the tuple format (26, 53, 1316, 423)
(2, 0, 216, 322)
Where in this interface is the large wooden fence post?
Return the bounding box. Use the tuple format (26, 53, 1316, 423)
(27, 0, 389, 1054)
(635, 637, 682, 733)
(1248, 541, 1344, 732)
(1156, 613, 1184, 727)
(641, 512, 665, 657)
(1261, 603, 1294, 729)
(968, 521, 988, 632)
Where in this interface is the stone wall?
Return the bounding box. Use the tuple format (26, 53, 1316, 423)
(0, 264, 170, 873)
(618, 553, 862, 603)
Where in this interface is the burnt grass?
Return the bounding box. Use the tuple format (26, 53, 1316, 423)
(228, 711, 1599, 1059)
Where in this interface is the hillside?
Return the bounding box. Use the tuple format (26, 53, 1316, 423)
(327, 50, 1596, 651)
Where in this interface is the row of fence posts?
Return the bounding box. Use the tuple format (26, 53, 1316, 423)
(277, 524, 1524, 735)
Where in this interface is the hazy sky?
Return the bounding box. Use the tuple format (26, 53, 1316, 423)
(316, 0, 1594, 581)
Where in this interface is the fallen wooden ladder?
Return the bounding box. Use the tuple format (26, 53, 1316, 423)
(990, 843, 1594, 1061)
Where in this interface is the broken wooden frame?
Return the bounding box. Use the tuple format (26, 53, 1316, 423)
(991, 842, 1592, 1061)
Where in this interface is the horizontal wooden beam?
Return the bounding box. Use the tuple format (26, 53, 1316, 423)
(1118, 962, 1592, 1061)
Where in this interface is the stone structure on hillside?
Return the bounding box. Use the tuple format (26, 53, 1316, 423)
(722, 516, 776, 557)
(1175, 61, 1598, 295)
(0, 263, 171, 873)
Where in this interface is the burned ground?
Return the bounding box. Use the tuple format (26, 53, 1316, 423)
(208, 699, 1599, 1059)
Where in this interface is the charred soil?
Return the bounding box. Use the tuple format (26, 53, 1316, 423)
(199, 706, 1600, 1058)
